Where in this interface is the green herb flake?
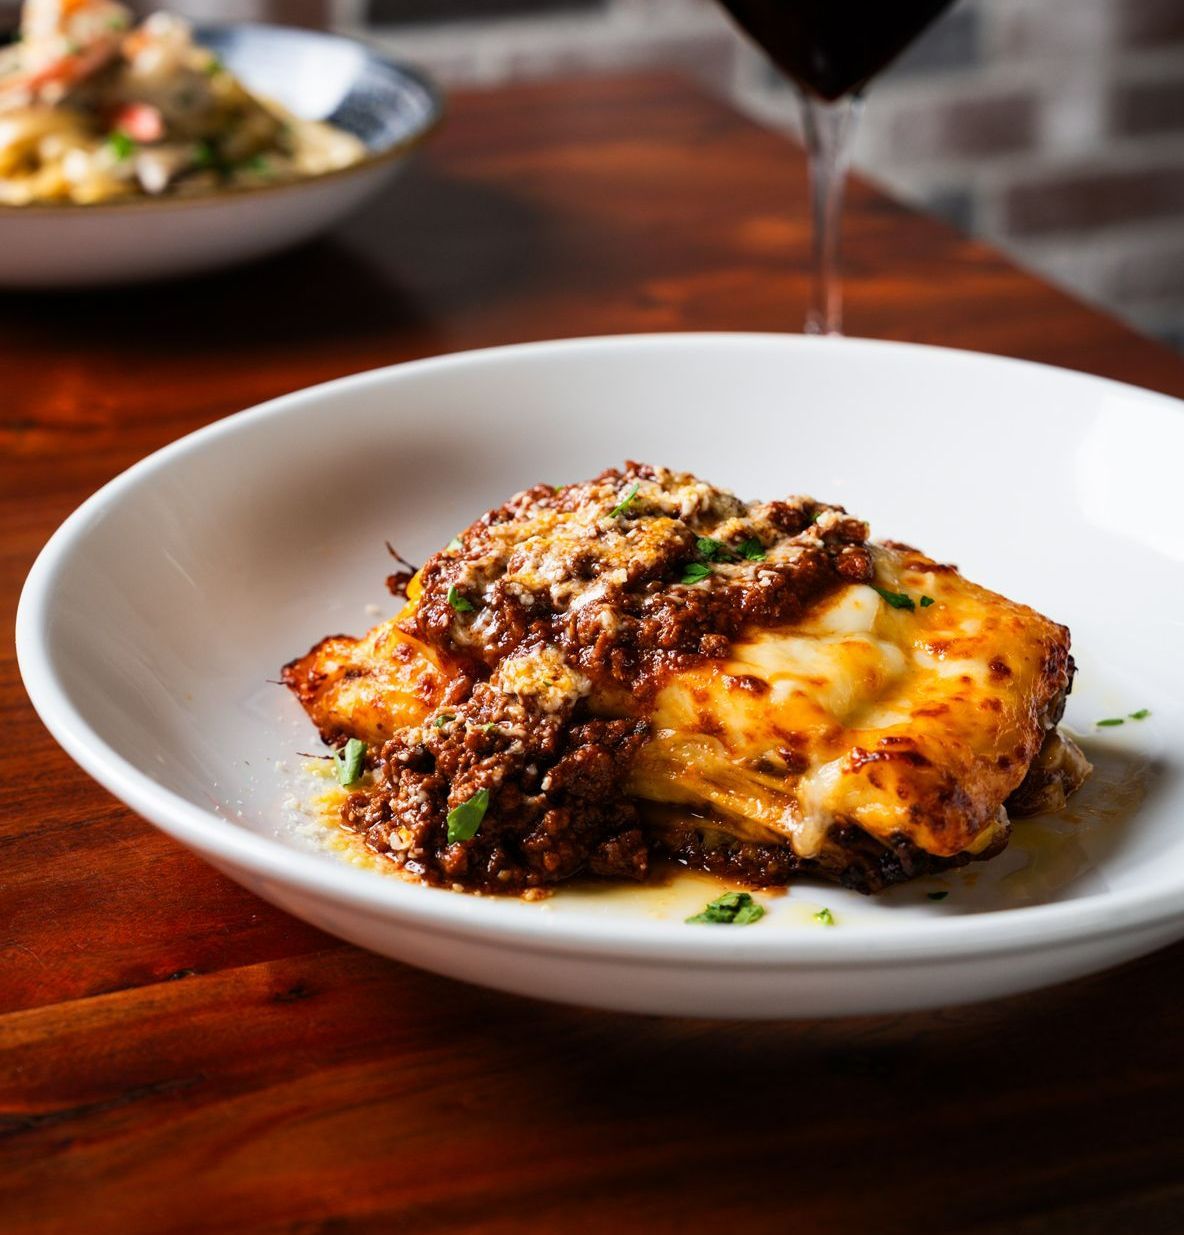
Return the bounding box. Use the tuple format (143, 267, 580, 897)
(446, 787, 490, 844)
(433, 713, 455, 729)
(927, 890, 949, 901)
(873, 586, 916, 612)
(332, 738, 367, 787)
(204, 54, 224, 77)
(246, 154, 272, 176)
(608, 482, 640, 519)
(813, 907, 835, 926)
(1129, 708, 1151, 721)
(695, 536, 732, 562)
(686, 891, 765, 925)
(681, 562, 712, 586)
(106, 14, 129, 30)
(446, 536, 463, 552)
(447, 585, 475, 613)
(920, 595, 936, 608)
(192, 141, 216, 169)
(106, 130, 135, 162)
(483, 723, 497, 734)
(1096, 717, 1125, 728)
(737, 537, 766, 562)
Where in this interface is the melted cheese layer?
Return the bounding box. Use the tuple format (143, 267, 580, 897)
(628, 548, 1070, 859)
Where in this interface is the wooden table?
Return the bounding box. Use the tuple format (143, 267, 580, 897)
(3, 74, 1184, 1234)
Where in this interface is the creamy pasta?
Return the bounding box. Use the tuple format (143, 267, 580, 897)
(0, 0, 366, 205)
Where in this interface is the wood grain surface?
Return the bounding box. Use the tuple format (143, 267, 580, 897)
(2, 73, 1183, 1234)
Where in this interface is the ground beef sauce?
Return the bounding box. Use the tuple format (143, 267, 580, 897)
(342, 462, 882, 894)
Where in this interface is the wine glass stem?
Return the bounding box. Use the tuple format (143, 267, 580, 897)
(799, 91, 862, 336)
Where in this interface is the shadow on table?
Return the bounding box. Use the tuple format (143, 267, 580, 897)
(0, 241, 432, 349)
(0, 166, 550, 357)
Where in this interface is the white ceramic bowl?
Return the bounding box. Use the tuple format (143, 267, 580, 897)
(0, 23, 441, 288)
(16, 334, 1184, 1018)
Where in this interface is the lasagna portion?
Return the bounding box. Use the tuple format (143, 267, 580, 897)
(284, 463, 1089, 895)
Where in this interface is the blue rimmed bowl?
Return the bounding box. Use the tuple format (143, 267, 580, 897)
(0, 23, 442, 288)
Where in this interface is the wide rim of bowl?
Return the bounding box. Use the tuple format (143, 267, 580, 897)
(16, 332, 1184, 966)
(0, 22, 444, 217)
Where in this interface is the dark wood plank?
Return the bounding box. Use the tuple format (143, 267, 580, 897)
(2, 72, 1183, 1232)
(2, 946, 1183, 1234)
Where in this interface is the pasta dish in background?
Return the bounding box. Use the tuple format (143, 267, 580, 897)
(0, 0, 366, 205)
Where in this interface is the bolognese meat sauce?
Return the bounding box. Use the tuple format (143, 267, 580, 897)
(330, 463, 881, 893)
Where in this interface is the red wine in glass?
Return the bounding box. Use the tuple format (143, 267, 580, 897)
(717, 0, 959, 333)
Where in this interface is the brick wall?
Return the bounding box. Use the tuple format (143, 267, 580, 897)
(840, 0, 1184, 351)
(4, 0, 1182, 349)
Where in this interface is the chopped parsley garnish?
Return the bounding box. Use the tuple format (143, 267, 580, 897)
(686, 891, 765, 925)
(193, 141, 216, 169)
(106, 130, 135, 162)
(106, 15, 129, 29)
(1099, 710, 1151, 726)
(681, 562, 712, 585)
(737, 537, 766, 561)
(446, 788, 489, 843)
(608, 482, 640, 519)
(447, 585, 475, 613)
(245, 154, 272, 176)
(873, 586, 916, 611)
(204, 55, 224, 77)
(483, 723, 497, 734)
(332, 738, 367, 787)
(927, 890, 949, 901)
(696, 536, 733, 562)
(813, 907, 835, 925)
(694, 536, 765, 564)
(433, 713, 455, 728)
(446, 536, 463, 551)
(920, 595, 935, 608)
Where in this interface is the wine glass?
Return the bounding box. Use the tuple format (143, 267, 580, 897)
(717, 0, 958, 335)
